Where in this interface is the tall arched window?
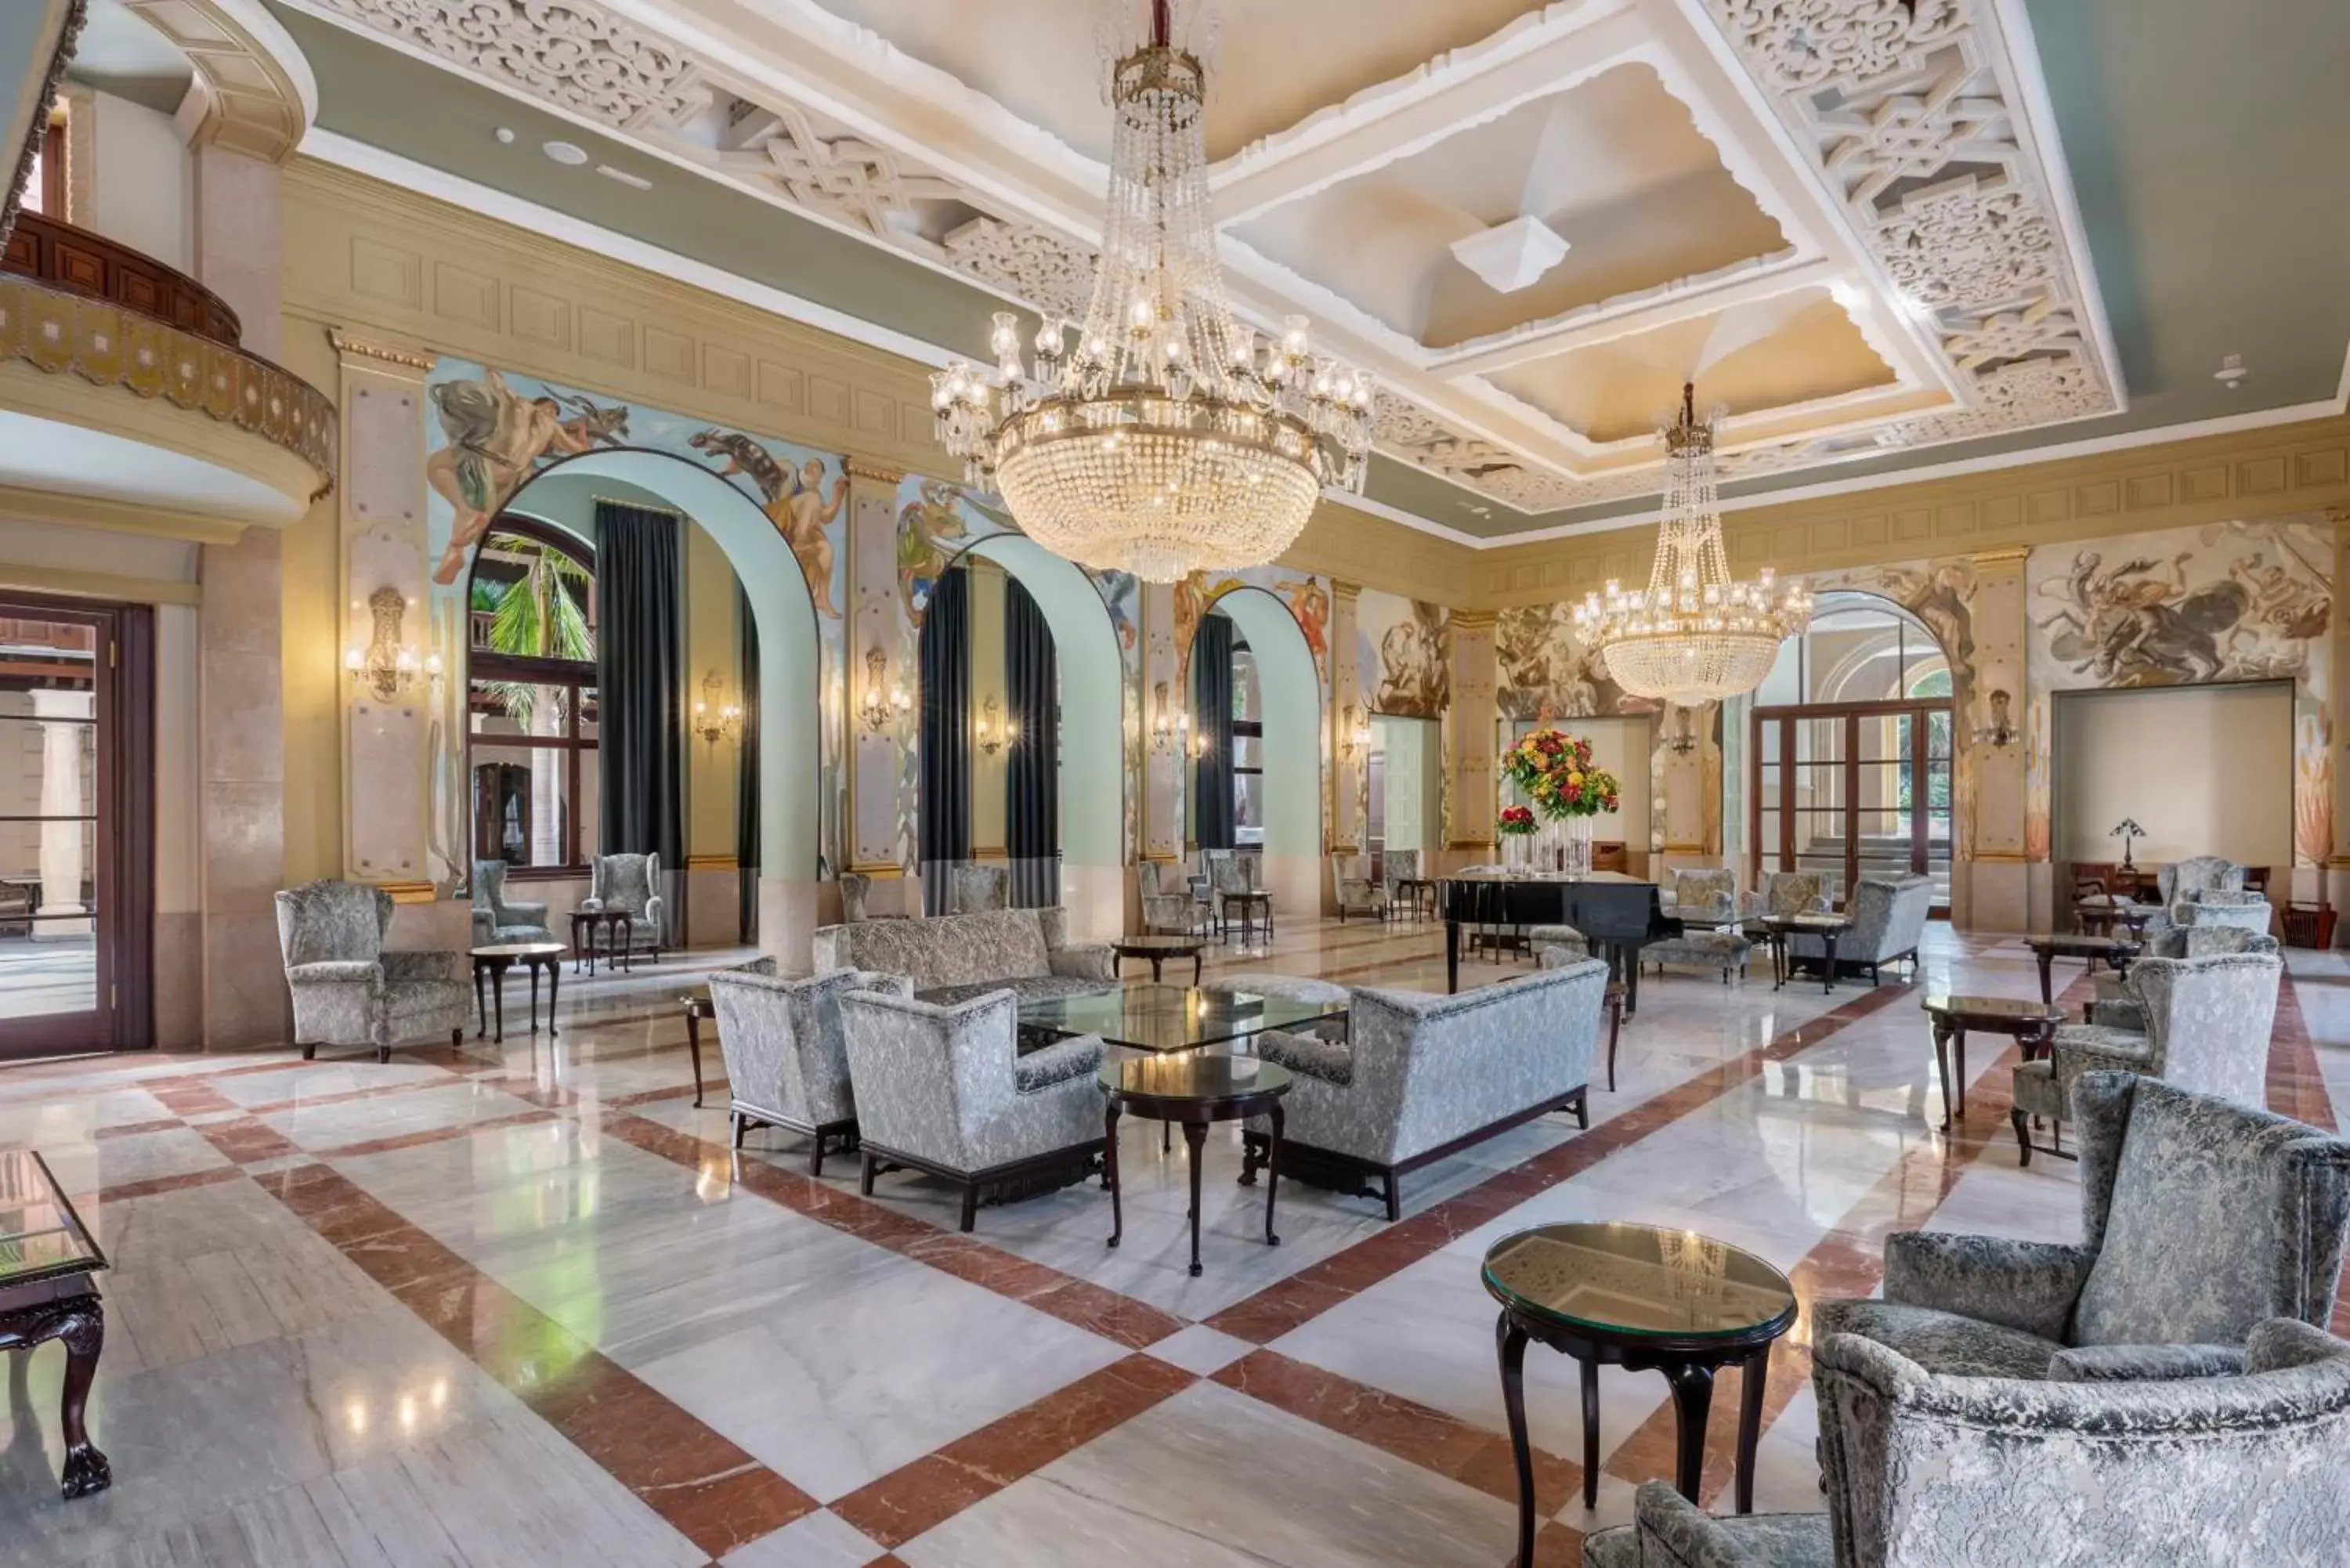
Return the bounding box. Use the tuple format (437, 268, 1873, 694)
(466, 517, 598, 873)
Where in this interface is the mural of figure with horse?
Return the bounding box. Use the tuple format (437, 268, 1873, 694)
(427, 371, 628, 583)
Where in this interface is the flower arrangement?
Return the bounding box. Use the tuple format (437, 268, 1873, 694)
(1498, 804, 1538, 837)
(1502, 728, 1622, 820)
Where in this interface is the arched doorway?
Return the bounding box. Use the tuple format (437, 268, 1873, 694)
(451, 449, 824, 952)
(915, 533, 1126, 936)
(1746, 591, 1953, 909)
(1187, 586, 1323, 919)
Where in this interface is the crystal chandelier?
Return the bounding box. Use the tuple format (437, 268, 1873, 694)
(1572, 383, 1811, 705)
(930, 0, 1375, 583)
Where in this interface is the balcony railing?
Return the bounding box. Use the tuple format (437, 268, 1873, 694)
(2, 212, 243, 348)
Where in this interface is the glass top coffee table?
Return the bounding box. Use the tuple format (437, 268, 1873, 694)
(1484, 1220, 1796, 1559)
(0, 1149, 112, 1498)
(1099, 1053, 1294, 1278)
(1019, 983, 1346, 1055)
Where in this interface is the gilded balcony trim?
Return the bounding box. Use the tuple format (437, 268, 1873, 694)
(0, 275, 337, 494)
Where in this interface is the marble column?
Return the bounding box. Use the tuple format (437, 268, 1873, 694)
(198, 524, 287, 1046)
(190, 143, 283, 362)
(1328, 583, 1362, 858)
(1961, 547, 2033, 932)
(842, 461, 913, 919)
(1445, 611, 1499, 866)
(29, 689, 91, 939)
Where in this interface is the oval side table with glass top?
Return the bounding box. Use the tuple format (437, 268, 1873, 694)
(1099, 1053, 1292, 1278)
(1484, 1222, 1796, 1562)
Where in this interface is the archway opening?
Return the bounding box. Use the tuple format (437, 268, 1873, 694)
(1187, 587, 1323, 921)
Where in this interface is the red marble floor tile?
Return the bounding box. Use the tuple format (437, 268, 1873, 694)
(1213, 1347, 1582, 1516)
(92, 1118, 187, 1140)
(2267, 976, 2337, 1131)
(193, 1116, 305, 1165)
(830, 1353, 1195, 1548)
(92, 1164, 247, 1205)
(143, 1078, 240, 1118)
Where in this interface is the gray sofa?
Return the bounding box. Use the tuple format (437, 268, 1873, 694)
(1817, 1074, 2350, 1384)
(707, 959, 910, 1174)
(469, 859, 553, 945)
(838, 987, 1105, 1230)
(1784, 873, 1931, 985)
(812, 905, 1116, 1006)
(1587, 1317, 2350, 1567)
(276, 880, 469, 1063)
(1238, 958, 1608, 1219)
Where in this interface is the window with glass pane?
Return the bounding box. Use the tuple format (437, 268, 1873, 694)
(467, 522, 598, 872)
(1231, 644, 1263, 843)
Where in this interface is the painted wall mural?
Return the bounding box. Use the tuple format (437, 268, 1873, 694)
(2026, 515, 2334, 867)
(1357, 590, 1451, 719)
(421, 359, 851, 885)
(1493, 602, 1661, 721)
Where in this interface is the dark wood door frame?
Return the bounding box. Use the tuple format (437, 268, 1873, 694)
(1749, 699, 1951, 914)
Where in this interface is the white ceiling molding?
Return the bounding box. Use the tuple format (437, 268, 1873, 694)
(1449, 216, 1572, 294)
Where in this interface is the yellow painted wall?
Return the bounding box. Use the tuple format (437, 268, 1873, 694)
(683, 516, 741, 861)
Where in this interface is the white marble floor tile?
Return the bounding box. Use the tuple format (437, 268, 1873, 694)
(210, 1062, 462, 1110)
(722, 1508, 887, 1568)
(1144, 1324, 1256, 1377)
(259, 1083, 546, 1153)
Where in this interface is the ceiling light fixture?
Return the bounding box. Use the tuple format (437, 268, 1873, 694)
(542, 140, 588, 166)
(1572, 382, 1811, 706)
(2214, 353, 2247, 390)
(929, 0, 1373, 582)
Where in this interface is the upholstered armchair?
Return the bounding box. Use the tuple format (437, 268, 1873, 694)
(1329, 853, 1390, 923)
(2016, 950, 2282, 1154)
(580, 851, 664, 963)
(2162, 853, 2247, 904)
(1749, 870, 1828, 919)
(1783, 873, 1930, 985)
(814, 906, 1115, 1006)
(1241, 958, 1608, 1219)
(275, 880, 470, 1063)
(839, 872, 873, 923)
(2089, 925, 2276, 1022)
(952, 863, 1009, 913)
(1816, 1073, 2350, 1383)
(708, 960, 912, 1174)
(470, 860, 553, 946)
(1659, 867, 1737, 923)
(1381, 847, 1423, 909)
(2175, 893, 2273, 934)
(1207, 847, 1266, 936)
(838, 988, 1106, 1230)
(1137, 861, 1207, 936)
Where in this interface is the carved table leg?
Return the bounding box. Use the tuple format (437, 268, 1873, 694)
(1104, 1103, 1123, 1249)
(1264, 1102, 1283, 1247)
(1184, 1118, 1207, 1277)
(1495, 1313, 1536, 1568)
(1664, 1360, 1716, 1505)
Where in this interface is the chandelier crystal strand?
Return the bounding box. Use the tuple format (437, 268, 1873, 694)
(930, 0, 1373, 582)
(1572, 383, 1811, 705)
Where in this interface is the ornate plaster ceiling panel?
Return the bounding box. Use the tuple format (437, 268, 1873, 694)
(1486, 287, 1896, 443)
(1228, 62, 1788, 352)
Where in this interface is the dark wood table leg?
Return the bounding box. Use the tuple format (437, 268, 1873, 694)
(546, 958, 559, 1037)
(1665, 1360, 1717, 1505)
(1192, 950, 1203, 986)
(1734, 1343, 1770, 1514)
(685, 1006, 704, 1108)
(56, 1300, 107, 1500)
(1820, 931, 1838, 994)
(528, 960, 542, 1034)
(1495, 1313, 1537, 1568)
(1264, 1101, 1283, 1247)
(490, 958, 508, 1044)
(1148, 954, 1164, 982)
(1932, 1017, 1955, 1131)
(1952, 1027, 1968, 1119)
(1445, 918, 1461, 993)
(1183, 1118, 1207, 1277)
(2036, 948, 2055, 1006)
(1580, 1354, 1602, 1509)
(1104, 1103, 1123, 1249)
(473, 961, 488, 1039)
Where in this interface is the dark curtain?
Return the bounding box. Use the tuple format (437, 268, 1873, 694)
(735, 581, 760, 943)
(595, 501, 685, 939)
(1191, 612, 1236, 851)
(920, 565, 972, 914)
(1004, 576, 1060, 909)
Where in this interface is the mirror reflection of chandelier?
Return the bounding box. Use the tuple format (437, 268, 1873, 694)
(929, 0, 1375, 583)
(1572, 382, 1812, 706)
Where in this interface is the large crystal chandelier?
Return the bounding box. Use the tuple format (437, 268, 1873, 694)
(929, 0, 1375, 583)
(1572, 383, 1811, 705)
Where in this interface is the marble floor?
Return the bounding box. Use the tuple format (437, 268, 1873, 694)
(0, 918, 2339, 1566)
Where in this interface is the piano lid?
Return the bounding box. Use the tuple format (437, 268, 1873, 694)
(1439, 870, 1656, 888)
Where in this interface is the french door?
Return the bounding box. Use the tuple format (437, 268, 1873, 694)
(0, 596, 151, 1059)
(1749, 699, 1951, 912)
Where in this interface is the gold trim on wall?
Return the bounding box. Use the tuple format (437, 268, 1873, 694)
(685, 854, 738, 869)
(378, 880, 438, 905)
(328, 328, 436, 376)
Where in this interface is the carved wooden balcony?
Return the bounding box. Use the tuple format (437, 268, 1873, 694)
(3, 212, 243, 348)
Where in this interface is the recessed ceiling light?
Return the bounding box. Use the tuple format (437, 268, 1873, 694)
(542, 140, 589, 166)
(2214, 353, 2247, 390)
(494, 126, 515, 146)
(597, 164, 652, 190)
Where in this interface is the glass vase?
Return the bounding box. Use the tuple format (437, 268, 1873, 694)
(1560, 813, 1594, 876)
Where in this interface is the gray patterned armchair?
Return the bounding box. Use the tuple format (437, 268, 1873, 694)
(838, 988, 1106, 1230)
(812, 906, 1115, 1006)
(1240, 957, 1608, 1219)
(1589, 1319, 2350, 1567)
(1137, 861, 1208, 936)
(2142, 854, 2255, 941)
(580, 851, 664, 963)
(1643, 868, 1751, 982)
(2089, 924, 2276, 1021)
(1748, 869, 1828, 919)
(275, 880, 469, 1063)
(1381, 847, 1423, 909)
(470, 860, 553, 946)
(1783, 874, 1930, 985)
(2016, 950, 2282, 1155)
(1817, 1074, 2350, 1385)
(1328, 853, 1389, 923)
(952, 863, 1008, 912)
(707, 960, 911, 1174)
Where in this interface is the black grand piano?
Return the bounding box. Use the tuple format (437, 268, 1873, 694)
(1437, 871, 1682, 1011)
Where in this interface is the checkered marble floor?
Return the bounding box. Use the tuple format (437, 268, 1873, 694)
(0, 921, 2337, 1567)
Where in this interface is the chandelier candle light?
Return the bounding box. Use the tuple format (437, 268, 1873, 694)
(1573, 382, 1812, 705)
(930, 0, 1376, 582)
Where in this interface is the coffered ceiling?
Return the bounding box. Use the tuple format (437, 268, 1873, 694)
(256, 0, 2350, 539)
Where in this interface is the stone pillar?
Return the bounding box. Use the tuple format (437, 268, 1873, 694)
(29, 689, 91, 939)
(1445, 610, 1499, 866)
(1328, 582, 1362, 858)
(1961, 547, 2033, 932)
(190, 144, 283, 363)
(842, 461, 914, 919)
(198, 524, 287, 1046)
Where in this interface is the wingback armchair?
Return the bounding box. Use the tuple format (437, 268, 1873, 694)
(1659, 867, 1737, 923)
(1240, 958, 1608, 1219)
(2016, 950, 2282, 1155)
(1816, 1074, 2350, 1384)
(1749, 870, 1828, 919)
(470, 860, 553, 946)
(707, 960, 911, 1174)
(1783, 873, 1931, 985)
(1329, 853, 1389, 923)
(580, 851, 664, 963)
(275, 880, 470, 1062)
(2090, 926, 2276, 1022)
(1137, 861, 1207, 936)
(837, 988, 1106, 1230)
(952, 863, 1008, 913)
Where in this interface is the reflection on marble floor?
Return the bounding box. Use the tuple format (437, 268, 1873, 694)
(0, 922, 2332, 1566)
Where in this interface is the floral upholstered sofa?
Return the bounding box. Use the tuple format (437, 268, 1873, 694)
(811, 906, 1116, 1006)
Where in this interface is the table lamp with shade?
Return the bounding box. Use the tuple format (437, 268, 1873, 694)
(2110, 818, 2147, 874)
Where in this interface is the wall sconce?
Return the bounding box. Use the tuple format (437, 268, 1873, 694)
(692, 670, 742, 747)
(343, 586, 441, 703)
(1188, 728, 1211, 761)
(858, 645, 909, 733)
(1972, 688, 2018, 747)
(975, 694, 1018, 756)
(1340, 703, 1372, 761)
(1665, 708, 1699, 755)
(1149, 681, 1186, 754)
